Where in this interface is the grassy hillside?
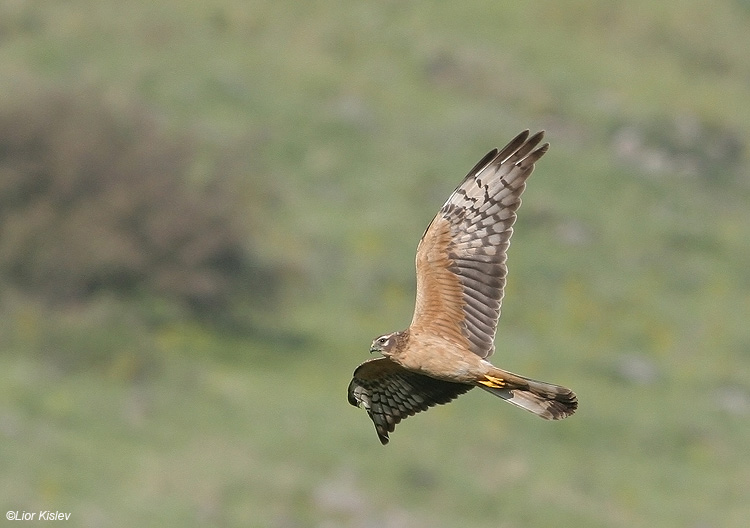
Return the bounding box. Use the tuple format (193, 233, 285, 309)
(1, 1, 749, 527)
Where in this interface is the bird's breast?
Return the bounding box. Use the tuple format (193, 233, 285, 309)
(394, 333, 486, 384)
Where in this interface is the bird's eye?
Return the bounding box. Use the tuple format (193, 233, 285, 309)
(378, 337, 388, 344)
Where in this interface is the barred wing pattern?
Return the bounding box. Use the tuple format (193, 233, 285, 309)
(410, 130, 548, 358)
(347, 357, 473, 445)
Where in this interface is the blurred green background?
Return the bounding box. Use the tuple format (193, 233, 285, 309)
(1, 1, 749, 526)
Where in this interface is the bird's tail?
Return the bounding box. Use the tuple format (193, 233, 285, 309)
(476, 367, 577, 420)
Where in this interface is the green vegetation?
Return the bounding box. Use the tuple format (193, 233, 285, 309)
(1, 1, 749, 526)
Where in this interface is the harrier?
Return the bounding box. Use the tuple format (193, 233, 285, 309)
(348, 130, 577, 444)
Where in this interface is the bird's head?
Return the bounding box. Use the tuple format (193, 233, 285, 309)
(370, 332, 399, 357)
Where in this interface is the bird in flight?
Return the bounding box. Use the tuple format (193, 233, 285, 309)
(348, 130, 577, 444)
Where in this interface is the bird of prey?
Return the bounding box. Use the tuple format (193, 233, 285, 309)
(348, 130, 577, 444)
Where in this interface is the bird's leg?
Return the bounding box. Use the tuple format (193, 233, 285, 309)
(476, 374, 506, 389)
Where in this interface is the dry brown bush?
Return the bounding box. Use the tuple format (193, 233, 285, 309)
(0, 89, 275, 317)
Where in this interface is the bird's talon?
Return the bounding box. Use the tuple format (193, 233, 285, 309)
(478, 375, 506, 389)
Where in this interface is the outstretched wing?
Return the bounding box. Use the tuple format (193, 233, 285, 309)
(348, 357, 473, 445)
(410, 130, 548, 359)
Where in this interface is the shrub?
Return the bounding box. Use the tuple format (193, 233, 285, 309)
(0, 89, 275, 318)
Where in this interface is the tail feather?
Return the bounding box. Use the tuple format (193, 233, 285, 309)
(477, 368, 577, 420)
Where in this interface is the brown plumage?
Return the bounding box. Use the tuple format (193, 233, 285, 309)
(348, 130, 577, 445)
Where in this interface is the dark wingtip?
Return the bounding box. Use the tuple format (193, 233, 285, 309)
(528, 129, 545, 143)
(496, 129, 531, 162)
